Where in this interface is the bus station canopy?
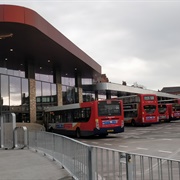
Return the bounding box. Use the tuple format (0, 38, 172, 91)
(0, 5, 101, 78)
(82, 82, 180, 99)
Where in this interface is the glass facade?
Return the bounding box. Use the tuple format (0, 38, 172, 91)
(36, 80, 57, 121)
(0, 74, 30, 122)
(35, 73, 53, 83)
(61, 77, 76, 105)
(62, 85, 76, 105)
(0, 68, 86, 122)
(1, 75, 9, 110)
(0, 69, 58, 122)
(62, 77, 75, 86)
(0, 67, 25, 78)
(82, 78, 93, 85)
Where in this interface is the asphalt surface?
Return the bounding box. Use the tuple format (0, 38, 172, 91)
(75, 120, 180, 160)
(0, 149, 73, 180)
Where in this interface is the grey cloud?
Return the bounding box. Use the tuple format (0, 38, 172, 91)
(3, 1, 180, 90)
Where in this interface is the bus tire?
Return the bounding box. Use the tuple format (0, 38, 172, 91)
(49, 127, 53, 132)
(76, 128, 81, 138)
(131, 119, 136, 127)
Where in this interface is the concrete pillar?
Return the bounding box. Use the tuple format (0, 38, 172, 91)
(78, 87, 83, 103)
(29, 79, 36, 123)
(57, 83, 63, 106)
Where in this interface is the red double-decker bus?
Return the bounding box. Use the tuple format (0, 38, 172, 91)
(158, 99, 180, 122)
(43, 99, 124, 137)
(167, 103, 180, 121)
(118, 94, 159, 126)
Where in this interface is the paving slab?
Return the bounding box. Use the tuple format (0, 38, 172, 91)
(0, 149, 73, 180)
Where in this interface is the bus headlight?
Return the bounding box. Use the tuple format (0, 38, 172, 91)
(122, 121, 124, 127)
(95, 119, 100, 130)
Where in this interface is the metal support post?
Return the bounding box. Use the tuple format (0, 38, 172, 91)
(0, 115, 4, 148)
(126, 153, 133, 180)
(88, 146, 93, 180)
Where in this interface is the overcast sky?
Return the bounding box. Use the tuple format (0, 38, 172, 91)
(2, 0, 180, 91)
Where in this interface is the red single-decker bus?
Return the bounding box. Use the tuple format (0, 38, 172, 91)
(44, 99, 124, 137)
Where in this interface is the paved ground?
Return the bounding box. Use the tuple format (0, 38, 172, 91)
(0, 149, 73, 180)
(76, 120, 180, 159)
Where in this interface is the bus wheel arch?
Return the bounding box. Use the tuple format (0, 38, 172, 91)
(76, 128, 81, 138)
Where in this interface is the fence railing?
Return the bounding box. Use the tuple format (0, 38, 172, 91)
(0, 113, 28, 149)
(13, 126, 28, 149)
(0, 113, 16, 149)
(28, 131, 180, 180)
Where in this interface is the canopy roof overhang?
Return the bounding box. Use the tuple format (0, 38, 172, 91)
(83, 82, 180, 99)
(0, 5, 101, 78)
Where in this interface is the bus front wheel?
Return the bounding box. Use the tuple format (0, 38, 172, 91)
(76, 128, 81, 138)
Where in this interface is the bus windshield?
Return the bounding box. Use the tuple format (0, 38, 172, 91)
(144, 105, 156, 114)
(98, 101, 121, 116)
(158, 104, 167, 114)
(173, 104, 180, 111)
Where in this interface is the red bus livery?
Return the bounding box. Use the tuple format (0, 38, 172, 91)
(44, 100, 124, 137)
(118, 94, 159, 126)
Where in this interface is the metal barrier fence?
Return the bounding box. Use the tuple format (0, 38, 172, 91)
(13, 126, 28, 149)
(0, 113, 16, 149)
(28, 131, 180, 180)
(29, 131, 92, 180)
(0, 113, 28, 149)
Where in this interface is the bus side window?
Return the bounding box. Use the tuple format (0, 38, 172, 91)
(73, 109, 80, 122)
(67, 110, 72, 122)
(55, 114, 62, 123)
(62, 111, 67, 122)
(86, 108, 91, 118)
(84, 108, 91, 122)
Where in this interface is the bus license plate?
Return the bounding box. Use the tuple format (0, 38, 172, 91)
(107, 129, 114, 132)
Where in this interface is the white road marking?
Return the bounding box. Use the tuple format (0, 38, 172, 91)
(104, 143, 112, 146)
(91, 142, 98, 144)
(162, 138, 172, 141)
(158, 150, 172, 154)
(137, 147, 148, 150)
(119, 145, 128, 148)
